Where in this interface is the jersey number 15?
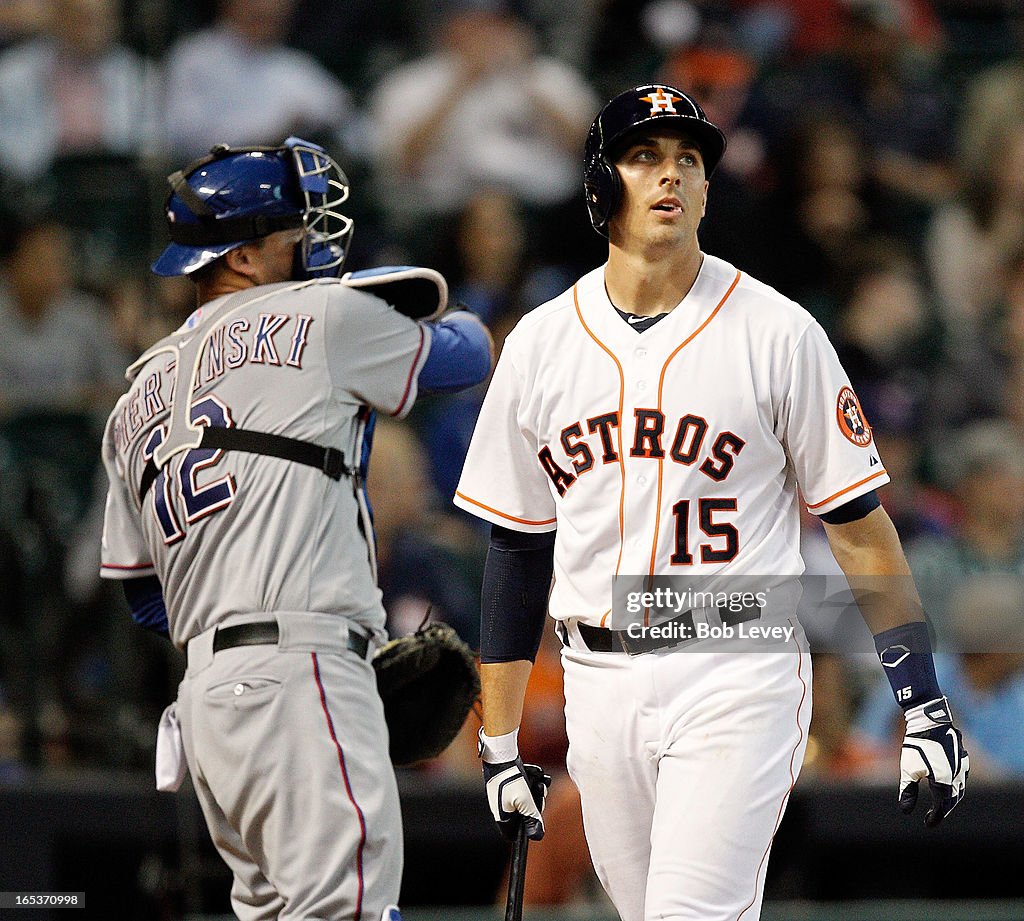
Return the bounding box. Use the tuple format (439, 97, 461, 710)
(670, 498, 739, 564)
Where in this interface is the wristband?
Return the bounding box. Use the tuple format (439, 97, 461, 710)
(873, 621, 942, 710)
(478, 727, 520, 763)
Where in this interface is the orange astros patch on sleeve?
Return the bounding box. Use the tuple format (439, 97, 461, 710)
(836, 386, 872, 447)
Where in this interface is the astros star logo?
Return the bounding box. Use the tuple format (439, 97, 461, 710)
(640, 88, 681, 115)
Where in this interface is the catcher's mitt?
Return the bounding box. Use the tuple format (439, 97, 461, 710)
(372, 621, 480, 766)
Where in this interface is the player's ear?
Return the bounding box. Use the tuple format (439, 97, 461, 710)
(701, 180, 709, 217)
(224, 242, 262, 280)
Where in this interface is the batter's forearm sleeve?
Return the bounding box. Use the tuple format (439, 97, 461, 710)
(122, 575, 170, 638)
(480, 525, 555, 663)
(418, 311, 491, 393)
(874, 621, 942, 709)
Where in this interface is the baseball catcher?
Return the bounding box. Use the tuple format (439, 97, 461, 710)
(100, 136, 493, 920)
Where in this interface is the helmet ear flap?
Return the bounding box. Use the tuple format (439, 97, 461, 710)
(584, 153, 620, 237)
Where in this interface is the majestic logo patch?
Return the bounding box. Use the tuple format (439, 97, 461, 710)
(640, 88, 681, 115)
(836, 386, 872, 447)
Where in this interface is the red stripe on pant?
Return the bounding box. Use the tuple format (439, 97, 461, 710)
(312, 652, 367, 920)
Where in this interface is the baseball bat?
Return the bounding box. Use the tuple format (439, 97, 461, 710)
(504, 763, 551, 921)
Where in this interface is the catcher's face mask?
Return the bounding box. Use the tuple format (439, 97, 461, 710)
(152, 136, 354, 280)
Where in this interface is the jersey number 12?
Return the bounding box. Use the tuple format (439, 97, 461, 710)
(141, 396, 237, 544)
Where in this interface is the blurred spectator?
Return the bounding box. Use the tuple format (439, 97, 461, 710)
(906, 420, 1024, 643)
(923, 58, 1024, 394)
(925, 118, 1024, 344)
(0, 216, 128, 417)
(936, 8, 1024, 98)
(368, 0, 597, 227)
(834, 240, 940, 422)
(730, 0, 849, 61)
(826, 1, 955, 224)
(759, 114, 879, 319)
(443, 188, 530, 325)
(856, 573, 1024, 777)
(287, 0, 419, 97)
(366, 419, 483, 645)
(732, 0, 942, 63)
(516, 0, 604, 68)
(754, 0, 955, 246)
(0, 0, 50, 49)
(587, 0, 703, 98)
(997, 251, 1024, 434)
(0, 0, 159, 181)
(958, 60, 1024, 184)
(107, 273, 195, 356)
(163, 0, 353, 159)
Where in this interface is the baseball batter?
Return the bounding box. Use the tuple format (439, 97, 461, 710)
(99, 138, 492, 920)
(456, 86, 969, 921)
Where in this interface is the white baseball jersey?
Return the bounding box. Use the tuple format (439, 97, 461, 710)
(455, 254, 888, 625)
(100, 278, 431, 648)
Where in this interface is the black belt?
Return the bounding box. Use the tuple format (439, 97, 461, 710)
(570, 602, 760, 655)
(187, 620, 371, 665)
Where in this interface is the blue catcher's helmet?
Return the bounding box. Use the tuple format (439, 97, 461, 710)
(583, 84, 726, 237)
(152, 136, 353, 279)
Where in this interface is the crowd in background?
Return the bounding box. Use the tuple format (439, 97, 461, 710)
(1, 0, 1023, 851)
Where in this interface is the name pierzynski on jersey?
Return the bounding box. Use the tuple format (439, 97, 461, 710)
(112, 312, 315, 457)
(537, 406, 745, 496)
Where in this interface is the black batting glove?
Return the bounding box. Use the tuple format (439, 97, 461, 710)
(899, 696, 969, 827)
(482, 756, 547, 841)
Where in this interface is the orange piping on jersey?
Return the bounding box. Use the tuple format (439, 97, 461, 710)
(805, 469, 888, 510)
(101, 561, 155, 573)
(736, 624, 807, 921)
(648, 269, 742, 579)
(454, 490, 557, 527)
(573, 284, 628, 589)
(393, 325, 426, 417)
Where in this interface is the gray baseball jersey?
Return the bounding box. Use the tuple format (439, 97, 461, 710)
(99, 278, 430, 647)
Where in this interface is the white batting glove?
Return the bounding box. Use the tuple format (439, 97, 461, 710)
(479, 729, 546, 841)
(899, 697, 969, 827)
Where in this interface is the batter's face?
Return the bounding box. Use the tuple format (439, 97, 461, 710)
(609, 128, 708, 251)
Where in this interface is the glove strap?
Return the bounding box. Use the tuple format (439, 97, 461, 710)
(873, 621, 943, 710)
(904, 696, 954, 734)
(479, 727, 520, 763)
